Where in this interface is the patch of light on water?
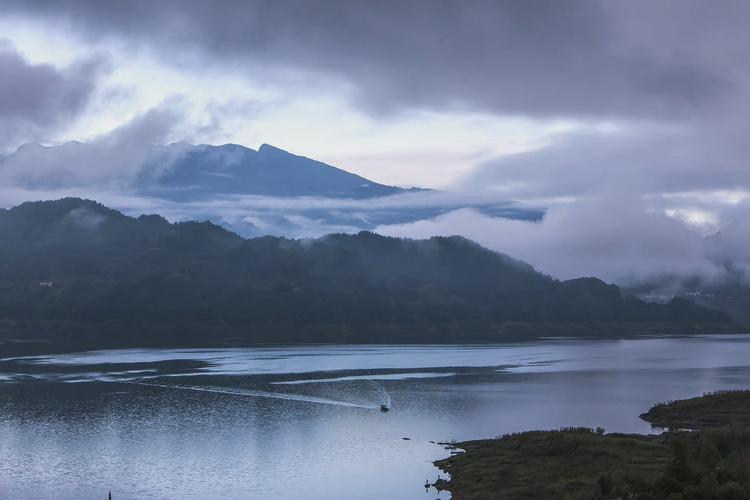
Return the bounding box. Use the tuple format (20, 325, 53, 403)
(271, 372, 457, 384)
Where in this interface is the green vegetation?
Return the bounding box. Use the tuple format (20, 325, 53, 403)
(435, 429, 670, 499)
(0, 198, 739, 352)
(641, 390, 750, 430)
(435, 391, 750, 499)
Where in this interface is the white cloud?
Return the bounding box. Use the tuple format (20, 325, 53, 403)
(0, 103, 183, 188)
(375, 195, 730, 283)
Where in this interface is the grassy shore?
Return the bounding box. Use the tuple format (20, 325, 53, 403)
(640, 390, 750, 430)
(434, 391, 750, 500)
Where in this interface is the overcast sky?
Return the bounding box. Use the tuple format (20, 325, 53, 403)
(0, 0, 747, 282)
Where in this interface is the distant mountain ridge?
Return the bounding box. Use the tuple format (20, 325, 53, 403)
(137, 142, 422, 200)
(0, 199, 737, 353)
(2, 141, 419, 198)
(0, 141, 542, 238)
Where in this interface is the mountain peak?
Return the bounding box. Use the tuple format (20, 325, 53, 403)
(257, 143, 286, 154)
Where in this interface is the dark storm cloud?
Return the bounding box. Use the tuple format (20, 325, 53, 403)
(0, 41, 106, 147)
(2, 0, 747, 120)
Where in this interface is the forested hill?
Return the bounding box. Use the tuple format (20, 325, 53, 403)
(0, 199, 736, 349)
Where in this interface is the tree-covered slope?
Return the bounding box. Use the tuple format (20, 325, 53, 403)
(0, 198, 735, 348)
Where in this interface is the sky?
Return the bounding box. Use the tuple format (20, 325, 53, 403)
(0, 0, 748, 283)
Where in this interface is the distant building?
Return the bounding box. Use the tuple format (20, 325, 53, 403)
(39, 281, 54, 288)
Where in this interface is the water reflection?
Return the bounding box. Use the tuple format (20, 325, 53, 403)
(0, 335, 748, 499)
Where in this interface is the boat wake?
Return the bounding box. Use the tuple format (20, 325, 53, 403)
(368, 379, 392, 409)
(132, 382, 380, 410)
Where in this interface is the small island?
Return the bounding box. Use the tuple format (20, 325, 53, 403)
(434, 391, 750, 499)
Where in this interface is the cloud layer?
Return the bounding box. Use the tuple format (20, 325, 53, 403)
(376, 198, 750, 284)
(0, 1, 747, 287)
(0, 103, 183, 187)
(462, 131, 749, 200)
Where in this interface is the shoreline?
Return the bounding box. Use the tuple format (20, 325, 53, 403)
(0, 319, 744, 357)
(433, 390, 750, 499)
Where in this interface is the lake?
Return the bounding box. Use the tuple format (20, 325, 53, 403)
(1, 335, 749, 499)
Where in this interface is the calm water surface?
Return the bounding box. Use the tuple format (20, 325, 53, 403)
(1, 335, 749, 499)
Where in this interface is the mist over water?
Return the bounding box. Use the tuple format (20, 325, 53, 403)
(1, 335, 749, 499)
